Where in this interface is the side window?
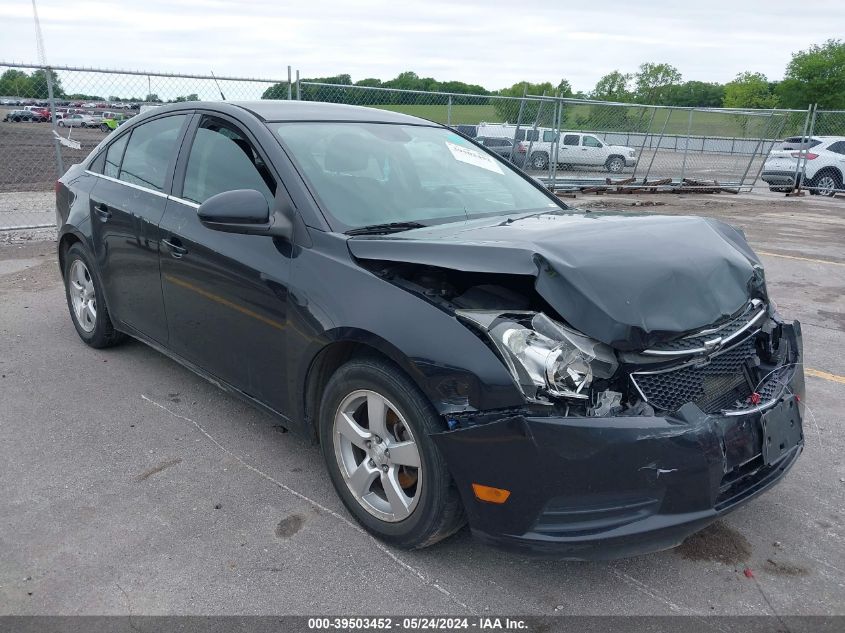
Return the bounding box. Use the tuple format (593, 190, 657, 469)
(543, 130, 558, 143)
(525, 129, 539, 142)
(182, 117, 277, 205)
(563, 134, 579, 146)
(827, 141, 845, 155)
(104, 134, 129, 178)
(583, 136, 603, 148)
(513, 129, 526, 142)
(89, 152, 106, 174)
(119, 115, 188, 192)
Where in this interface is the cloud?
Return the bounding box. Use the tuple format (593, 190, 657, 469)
(2, 0, 843, 92)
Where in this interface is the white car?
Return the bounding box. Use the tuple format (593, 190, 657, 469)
(475, 123, 636, 172)
(58, 113, 98, 128)
(762, 136, 845, 196)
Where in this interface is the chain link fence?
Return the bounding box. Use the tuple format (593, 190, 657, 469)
(1, 62, 842, 230)
(0, 62, 292, 229)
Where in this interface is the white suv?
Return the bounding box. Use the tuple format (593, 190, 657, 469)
(762, 136, 845, 196)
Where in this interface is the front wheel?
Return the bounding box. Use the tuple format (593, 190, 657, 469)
(606, 155, 626, 173)
(100, 123, 109, 132)
(63, 243, 125, 348)
(58, 120, 65, 127)
(319, 358, 465, 549)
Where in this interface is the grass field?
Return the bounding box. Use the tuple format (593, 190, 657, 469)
(373, 103, 806, 139)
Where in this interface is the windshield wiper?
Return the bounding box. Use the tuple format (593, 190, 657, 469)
(345, 221, 427, 236)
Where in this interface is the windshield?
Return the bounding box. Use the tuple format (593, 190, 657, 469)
(272, 122, 560, 231)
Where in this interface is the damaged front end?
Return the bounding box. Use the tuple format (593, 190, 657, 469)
(433, 302, 804, 558)
(354, 241, 804, 558)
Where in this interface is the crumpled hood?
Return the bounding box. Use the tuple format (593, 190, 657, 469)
(347, 211, 766, 350)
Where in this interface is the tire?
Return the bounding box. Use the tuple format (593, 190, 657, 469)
(318, 357, 465, 549)
(809, 169, 841, 197)
(605, 155, 626, 173)
(100, 123, 109, 132)
(530, 152, 549, 170)
(12, 117, 21, 123)
(63, 243, 126, 348)
(58, 120, 65, 127)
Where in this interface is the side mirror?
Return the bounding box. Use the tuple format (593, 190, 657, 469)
(197, 189, 293, 240)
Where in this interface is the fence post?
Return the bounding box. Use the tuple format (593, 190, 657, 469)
(550, 94, 563, 190)
(44, 65, 64, 178)
(791, 105, 814, 193)
(523, 91, 546, 171)
(287, 66, 292, 100)
(508, 86, 527, 163)
(447, 95, 452, 127)
(738, 109, 777, 189)
(631, 106, 656, 180)
(296, 69, 301, 100)
(642, 107, 673, 183)
(679, 108, 693, 183)
(798, 105, 818, 193)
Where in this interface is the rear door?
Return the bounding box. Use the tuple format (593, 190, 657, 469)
(88, 113, 191, 342)
(159, 113, 294, 412)
(558, 133, 580, 165)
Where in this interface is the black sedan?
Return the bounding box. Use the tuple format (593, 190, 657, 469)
(56, 101, 804, 558)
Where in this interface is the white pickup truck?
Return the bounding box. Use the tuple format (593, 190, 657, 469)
(476, 123, 637, 173)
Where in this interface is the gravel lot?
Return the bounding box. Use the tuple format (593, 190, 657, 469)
(0, 192, 843, 617)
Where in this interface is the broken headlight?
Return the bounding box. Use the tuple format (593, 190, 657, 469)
(457, 310, 618, 402)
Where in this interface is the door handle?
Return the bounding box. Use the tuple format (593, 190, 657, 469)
(162, 237, 188, 258)
(93, 203, 111, 220)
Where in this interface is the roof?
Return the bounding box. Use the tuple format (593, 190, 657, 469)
(231, 100, 433, 125)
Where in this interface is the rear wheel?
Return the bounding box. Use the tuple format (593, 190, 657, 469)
(530, 152, 549, 170)
(319, 357, 465, 549)
(809, 170, 841, 197)
(58, 120, 65, 127)
(63, 243, 125, 348)
(605, 155, 626, 173)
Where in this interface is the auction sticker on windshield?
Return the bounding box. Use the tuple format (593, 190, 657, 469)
(446, 141, 504, 174)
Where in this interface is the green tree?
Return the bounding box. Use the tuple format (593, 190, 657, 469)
(493, 80, 571, 124)
(667, 81, 725, 107)
(591, 71, 632, 102)
(29, 69, 64, 98)
(723, 72, 779, 108)
(633, 63, 681, 104)
(0, 69, 32, 97)
(776, 39, 845, 109)
(144, 93, 160, 102)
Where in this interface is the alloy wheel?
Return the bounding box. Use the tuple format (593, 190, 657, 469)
(333, 389, 422, 522)
(608, 157, 624, 173)
(68, 259, 97, 332)
(815, 175, 837, 196)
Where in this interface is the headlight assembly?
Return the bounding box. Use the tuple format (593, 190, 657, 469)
(457, 310, 618, 402)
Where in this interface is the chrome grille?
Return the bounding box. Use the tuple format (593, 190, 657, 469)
(631, 337, 758, 413)
(644, 300, 766, 356)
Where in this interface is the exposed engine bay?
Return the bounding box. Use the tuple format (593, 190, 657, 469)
(363, 261, 797, 420)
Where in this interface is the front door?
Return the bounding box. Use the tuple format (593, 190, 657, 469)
(88, 113, 190, 342)
(159, 114, 293, 413)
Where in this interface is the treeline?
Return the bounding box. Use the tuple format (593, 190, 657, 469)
(262, 39, 844, 111)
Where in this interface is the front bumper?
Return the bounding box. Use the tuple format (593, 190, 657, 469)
(432, 322, 804, 560)
(625, 156, 637, 166)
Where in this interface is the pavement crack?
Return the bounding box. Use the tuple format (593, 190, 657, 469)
(140, 394, 475, 613)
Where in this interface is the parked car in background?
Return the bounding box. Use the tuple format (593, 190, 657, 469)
(762, 136, 845, 196)
(3, 109, 36, 122)
(23, 105, 50, 122)
(99, 114, 128, 132)
(56, 100, 804, 558)
(58, 113, 98, 128)
(476, 124, 636, 173)
(475, 136, 526, 167)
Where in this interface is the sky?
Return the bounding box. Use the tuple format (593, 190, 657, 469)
(2, 0, 844, 94)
